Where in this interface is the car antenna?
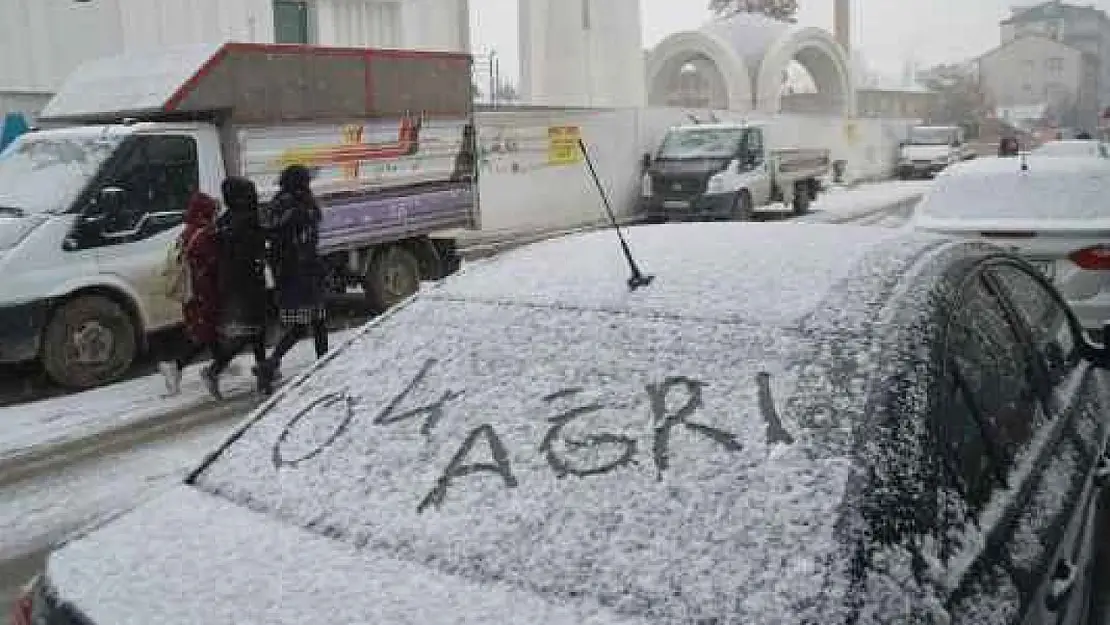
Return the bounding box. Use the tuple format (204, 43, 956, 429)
(577, 137, 654, 291)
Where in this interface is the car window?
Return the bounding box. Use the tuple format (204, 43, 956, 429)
(101, 135, 198, 234)
(988, 264, 1079, 393)
(944, 274, 1047, 472)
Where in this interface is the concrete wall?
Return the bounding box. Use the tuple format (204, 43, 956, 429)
(469, 106, 914, 239)
(519, 0, 645, 107)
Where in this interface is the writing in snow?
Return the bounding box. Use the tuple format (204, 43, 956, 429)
(271, 359, 796, 513)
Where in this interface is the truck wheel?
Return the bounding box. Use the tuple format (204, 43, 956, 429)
(731, 191, 754, 221)
(364, 245, 422, 314)
(792, 182, 811, 216)
(42, 295, 138, 389)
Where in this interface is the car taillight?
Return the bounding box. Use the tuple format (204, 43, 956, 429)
(1069, 245, 1110, 270)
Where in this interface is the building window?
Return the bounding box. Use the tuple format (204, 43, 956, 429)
(1047, 57, 1065, 74)
(274, 0, 310, 44)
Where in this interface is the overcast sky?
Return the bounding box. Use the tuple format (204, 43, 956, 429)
(471, 0, 1105, 83)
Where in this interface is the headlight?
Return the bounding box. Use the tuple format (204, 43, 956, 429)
(706, 174, 727, 195)
(641, 173, 652, 197)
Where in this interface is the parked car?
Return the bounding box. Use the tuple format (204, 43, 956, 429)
(897, 125, 976, 179)
(1032, 140, 1110, 159)
(11, 222, 1110, 625)
(912, 156, 1110, 332)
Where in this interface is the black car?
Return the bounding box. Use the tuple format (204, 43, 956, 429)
(13, 223, 1110, 624)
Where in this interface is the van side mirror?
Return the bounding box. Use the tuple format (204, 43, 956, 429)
(641, 153, 652, 170)
(89, 186, 125, 221)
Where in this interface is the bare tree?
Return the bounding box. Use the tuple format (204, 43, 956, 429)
(708, 0, 798, 22)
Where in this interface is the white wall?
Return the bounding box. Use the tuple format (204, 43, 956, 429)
(0, 0, 451, 97)
(519, 0, 645, 107)
(0, 0, 124, 92)
(115, 0, 273, 49)
(470, 107, 914, 238)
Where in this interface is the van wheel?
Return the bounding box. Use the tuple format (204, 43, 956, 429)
(364, 245, 422, 314)
(731, 191, 754, 221)
(42, 295, 138, 389)
(792, 182, 811, 215)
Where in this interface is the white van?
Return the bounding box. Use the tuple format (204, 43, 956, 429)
(0, 42, 477, 389)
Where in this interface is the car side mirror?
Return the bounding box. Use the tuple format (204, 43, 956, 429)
(87, 186, 125, 224)
(899, 141, 906, 149)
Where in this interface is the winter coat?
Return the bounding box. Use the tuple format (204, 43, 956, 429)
(264, 165, 326, 320)
(216, 177, 268, 338)
(181, 192, 221, 344)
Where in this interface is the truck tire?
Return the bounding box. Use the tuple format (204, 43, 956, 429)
(364, 245, 422, 314)
(792, 181, 811, 216)
(731, 190, 754, 221)
(42, 295, 138, 389)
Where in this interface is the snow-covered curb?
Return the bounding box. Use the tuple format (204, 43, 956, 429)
(801, 181, 930, 224)
(0, 333, 353, 485)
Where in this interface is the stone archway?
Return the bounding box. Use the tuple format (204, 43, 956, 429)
(644, 15, 854, 116)
(755, 26, 853, 115)
(645, 30, 755, 111)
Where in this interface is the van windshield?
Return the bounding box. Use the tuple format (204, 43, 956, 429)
(909, 127, 956, 146)
(657, 127, 748, 160)
(0, 132, 123, 216)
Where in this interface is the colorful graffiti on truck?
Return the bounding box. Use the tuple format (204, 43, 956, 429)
(278, 114, 425, 179)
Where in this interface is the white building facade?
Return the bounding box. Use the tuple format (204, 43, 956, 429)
(0, 0, 469, 117)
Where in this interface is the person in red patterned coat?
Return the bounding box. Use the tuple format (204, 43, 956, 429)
(159, 191, 223, 397)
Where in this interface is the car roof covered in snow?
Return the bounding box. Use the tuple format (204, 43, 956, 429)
(50, 223, 987, 624)
(916, 155, 1110, 225)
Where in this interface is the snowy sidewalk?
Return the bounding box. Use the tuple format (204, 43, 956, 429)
(798, 180, 931, 223)
(0, 331, 353, 480)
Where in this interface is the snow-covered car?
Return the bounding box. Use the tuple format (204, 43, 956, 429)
(897, 125, 975, 179)
(912, 155, 1110, 331)
(1032, 140, 1110, 159)
(11, 223, 1110, 624)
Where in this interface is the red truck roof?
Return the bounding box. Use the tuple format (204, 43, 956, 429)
(40, 42, 472, 124)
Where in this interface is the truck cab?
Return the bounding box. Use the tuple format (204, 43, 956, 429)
(897, 125, 974, 179)
(639, 122, 828, 222)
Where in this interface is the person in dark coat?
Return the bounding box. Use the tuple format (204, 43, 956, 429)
(159, 191, 222, 397)
(998, 135, 1020, 157)
(256, 164, 329, 394)
(203, 176, 270, 397)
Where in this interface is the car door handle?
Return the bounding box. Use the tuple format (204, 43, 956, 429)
(1046, 559, 1077, 611)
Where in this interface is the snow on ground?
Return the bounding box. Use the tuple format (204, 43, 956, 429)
(0, 419, 231, 562)
(802, 180, 931, 219)
(0, 331, 354, 467)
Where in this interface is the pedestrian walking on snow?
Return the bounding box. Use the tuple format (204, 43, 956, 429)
(203, 176, 270, 397)
(159, 191, 222, 397)
(255, 164, 329, 395)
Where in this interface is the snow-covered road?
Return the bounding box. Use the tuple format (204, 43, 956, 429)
(0, 420, 231, 615)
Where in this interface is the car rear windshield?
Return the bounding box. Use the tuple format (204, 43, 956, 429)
(194, 297, 857, 622)
(918, 165, 1110, 221)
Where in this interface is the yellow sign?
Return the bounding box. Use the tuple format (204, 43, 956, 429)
(548, 125, 583, 165)
(843, 121, 859, 145)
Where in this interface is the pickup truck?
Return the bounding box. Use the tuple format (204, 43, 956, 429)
(897, 125, 975, 179)
(639, 122, 829, 222)
(0, 42, 478, 389)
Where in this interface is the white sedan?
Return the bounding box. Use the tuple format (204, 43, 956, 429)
(1031, 139, 1109, 159)
(912, 156, 1110, 330)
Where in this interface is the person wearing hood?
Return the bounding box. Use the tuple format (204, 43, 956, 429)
(159, 191, 222, 397)
(201, 176, 270, 397)
(256, 164, 329, 394)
